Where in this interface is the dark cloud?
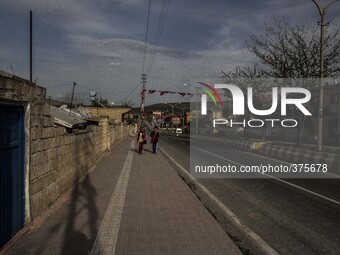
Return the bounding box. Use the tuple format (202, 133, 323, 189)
(0, 0, 339, 105)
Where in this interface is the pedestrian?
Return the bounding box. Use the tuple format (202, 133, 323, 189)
(150, 126, 160, 154)
(136, 127, 147, 154)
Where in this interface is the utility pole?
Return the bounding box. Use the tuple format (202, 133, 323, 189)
(164, 102, 179, 115)
(29, 10, 33, 83)
(312, 0, 339, 151)
(141, 74, 147, 113)
(182, 108, 187, 128)
(195, 89, 199, 134)
(69, 82, 77, 116)
(184, 83, 199, 135)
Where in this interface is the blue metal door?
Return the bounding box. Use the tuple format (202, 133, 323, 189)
(0, 105, 25, 247)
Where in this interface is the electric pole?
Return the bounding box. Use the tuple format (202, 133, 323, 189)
(141, 74, 147, 113)
(69, 82, 77, 116)
(312, 0, 339, 151)
(30, 10, 33, 83)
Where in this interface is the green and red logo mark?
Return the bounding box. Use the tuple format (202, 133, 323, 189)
(197, 82, 223, 115)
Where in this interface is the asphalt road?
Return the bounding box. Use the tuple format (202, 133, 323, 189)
(159, 133, 340, 255)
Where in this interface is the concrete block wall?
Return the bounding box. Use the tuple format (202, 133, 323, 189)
(109, 124, 133, 146)
(0, 71, 131, 223)
(29, 122, 104, 219)
(0, 72, 46, 104)
(29, 118, 130, 220)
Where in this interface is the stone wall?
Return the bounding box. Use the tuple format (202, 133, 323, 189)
(29, 118, 130, 219)
(0, 70, 131, 224)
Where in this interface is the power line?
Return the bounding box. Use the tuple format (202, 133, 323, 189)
(76, 84, 93, 91)
(140, 0, 152, 112)
(45, 83, 93, 91)
(116, 82, 141, 104)
(45, 83, 73, 88)
(147, 0, 171, 76)
(142, 0, 152, 74)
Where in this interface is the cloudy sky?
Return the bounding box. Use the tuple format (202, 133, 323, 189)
(0, 0, 339, 106)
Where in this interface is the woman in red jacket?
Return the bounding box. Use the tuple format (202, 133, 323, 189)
(150, 126, 160, 154)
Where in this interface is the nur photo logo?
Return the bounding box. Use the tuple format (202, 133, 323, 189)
(197, 82, 223, 115)
(198, 83, 312, 128)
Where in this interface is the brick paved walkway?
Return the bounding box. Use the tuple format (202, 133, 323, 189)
(5, 138, 241, 255)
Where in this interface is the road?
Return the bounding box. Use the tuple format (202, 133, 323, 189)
(159, 133, 340, 255)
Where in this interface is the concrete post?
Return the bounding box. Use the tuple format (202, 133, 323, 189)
(120, 123, 123, 140)
(99, 117, 109, 151)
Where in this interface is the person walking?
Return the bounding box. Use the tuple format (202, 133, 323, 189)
(150, 126, 160, 154)
(136, 127, 147, 154)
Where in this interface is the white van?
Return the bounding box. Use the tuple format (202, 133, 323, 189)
(175, 128, 182, 134)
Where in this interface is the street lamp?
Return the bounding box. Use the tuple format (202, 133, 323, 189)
(164, 102, 179, 115)
(184, 83, 199, 135)
(312, 0, 338, 151)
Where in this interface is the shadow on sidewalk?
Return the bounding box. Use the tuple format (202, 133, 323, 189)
(60, 174, 98, 255)
(130, 147, 155, 154)
(60, 137, 99, 255)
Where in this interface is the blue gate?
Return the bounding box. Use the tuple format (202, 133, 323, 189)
(0, 105, 25, 247)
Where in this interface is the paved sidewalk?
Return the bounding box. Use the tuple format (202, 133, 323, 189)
(5, 138, 241, 255)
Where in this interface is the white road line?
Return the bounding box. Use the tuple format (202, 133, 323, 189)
(225, 145, 340, 179)
(159, 146, 279, 255)
(195, 147, 340, 206)
(90, 140, 135, 255)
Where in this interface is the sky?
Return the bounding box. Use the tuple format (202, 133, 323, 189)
(0, 0, 339, 106)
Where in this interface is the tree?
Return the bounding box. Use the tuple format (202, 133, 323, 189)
(92, 97, 109, 107)
(120, 99, 134, 108)
(61, 92, 82, 106)
(221, 17, 340, 143)
(221, 65, 275, 139)
(221, 64, 270, 111)
(247, 18, 340, 78)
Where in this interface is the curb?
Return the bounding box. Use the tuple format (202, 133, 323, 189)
(193, 135, 265, 152)
(158, 146, 278, 255)
(257, 143, 340, 174)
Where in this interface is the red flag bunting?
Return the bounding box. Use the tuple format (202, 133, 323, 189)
(160, 91, 170, 96)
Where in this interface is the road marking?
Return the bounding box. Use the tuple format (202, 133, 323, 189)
(159, 146, 279, 255)
(225, 145, 340, 179)
(90, 140, 135, 255)
(195, 147, 340, 206)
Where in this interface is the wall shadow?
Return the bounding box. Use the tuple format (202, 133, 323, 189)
(60, 131, 99, 255)
(61, 174, 98, 255)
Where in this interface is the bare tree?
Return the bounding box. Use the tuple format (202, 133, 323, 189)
(120, 99, 134, 108)
(220, 66, 271, 139)
(246, 18, 340, 78)
(60, 92, 82, 106)
(221, 18, 340, 144)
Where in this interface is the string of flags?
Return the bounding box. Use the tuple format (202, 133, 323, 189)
(140, 89, 232, 97)
(141, 89, 195, 97)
